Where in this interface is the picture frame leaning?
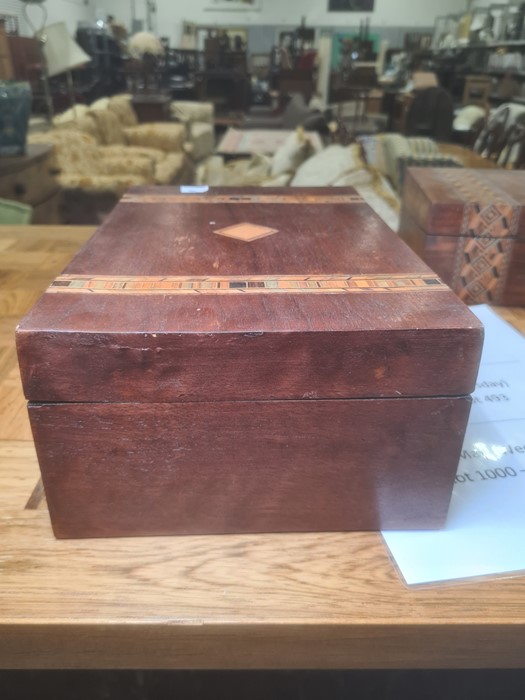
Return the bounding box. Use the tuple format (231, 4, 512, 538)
(207, 0, 261, 11)
(328, 0, 375, 11)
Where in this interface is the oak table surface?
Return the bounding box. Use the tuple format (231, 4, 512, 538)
(1, 225, 525, 670)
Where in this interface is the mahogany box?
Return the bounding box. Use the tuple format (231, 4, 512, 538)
(16, 187, 483, 538)
(400, 168, 525, 306)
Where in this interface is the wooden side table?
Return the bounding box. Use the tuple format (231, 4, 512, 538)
(1, 227, 525, 672)
(0, 143, 62, 224)
(131, 94, 171, 123)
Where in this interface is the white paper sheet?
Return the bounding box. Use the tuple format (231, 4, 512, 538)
(382, 305, 525, 586)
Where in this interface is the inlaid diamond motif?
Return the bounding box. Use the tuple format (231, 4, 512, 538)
(214, 222, 279, 242)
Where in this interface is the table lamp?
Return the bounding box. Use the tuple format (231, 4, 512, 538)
(36, 22, 91, 115)
(20, 0, 52, 121)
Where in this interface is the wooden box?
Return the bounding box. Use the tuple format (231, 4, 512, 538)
(400, 168, 525, 306)
(16, 187, 483, 538)
(131, 94, 171, 123)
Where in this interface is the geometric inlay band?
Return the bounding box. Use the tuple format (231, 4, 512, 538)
(47, 273, 447, 295)
(447, 170, 518, 210)
(450, 192, 519, 304)
(121, 193, 365, 205)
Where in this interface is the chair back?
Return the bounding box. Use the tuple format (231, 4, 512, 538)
(405, 87, 454, 141)
(473, 105, 511, 161)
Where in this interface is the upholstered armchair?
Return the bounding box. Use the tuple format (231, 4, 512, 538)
(29, 94, 200, 222)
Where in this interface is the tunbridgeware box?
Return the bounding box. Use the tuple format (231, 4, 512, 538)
(400, 168, 525, 306)
(17, 187, 483, 538)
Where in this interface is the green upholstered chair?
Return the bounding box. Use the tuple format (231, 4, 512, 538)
(0, 197, 32, 224)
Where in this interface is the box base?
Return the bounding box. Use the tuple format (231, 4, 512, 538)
(29, 397, 471, 538)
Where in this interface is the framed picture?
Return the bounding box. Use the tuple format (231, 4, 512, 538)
(504, 3, 525, 40)
(489, 3, 509, 41)
(206, 0, 260, 10)
(196, 26, 248, 50)
(469, 7, 491, 42)
(432, 15, 460, 49)
(328, 0, 375, 11)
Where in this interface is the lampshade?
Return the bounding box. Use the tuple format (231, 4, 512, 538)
(36, 22, 91, 77)
(128, 31, 164, 59)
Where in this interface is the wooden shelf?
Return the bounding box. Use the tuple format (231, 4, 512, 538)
(434, 40, 525, 52)
(483, 40, 525, 48)
(485, 69, 525, 78)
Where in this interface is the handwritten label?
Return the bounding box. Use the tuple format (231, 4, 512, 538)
(383, 305, 525, 586)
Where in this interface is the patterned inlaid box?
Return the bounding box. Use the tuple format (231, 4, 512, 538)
(16, 187, 483, 538)
(399, 168, 525, 307)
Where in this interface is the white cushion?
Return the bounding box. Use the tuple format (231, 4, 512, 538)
(261, 173, 292, 187)
(189, 122, 215, 161)
(171, 101, 214, 124)
(196, 156, 225, 186)
(224, 154, 271, 186)
(53, 104, 89, 125)
(332, 169, 375, 187)
(271, 129, 314, 178)
(453, 105, 485, 132)
(90, 97, 110, 111)
(290, 144, 365, 187)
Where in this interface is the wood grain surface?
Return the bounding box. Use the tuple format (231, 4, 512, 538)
(2, 225, 525, 670)
(16, 189, 482, 538)
(17, 186, 482, 403)
(29, 397, 470, 537)
(437, 142, 501, 170)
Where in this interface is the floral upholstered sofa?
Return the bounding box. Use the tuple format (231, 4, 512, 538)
(28, 95, 212, 223)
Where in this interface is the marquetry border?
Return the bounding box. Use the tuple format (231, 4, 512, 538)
(452, 228, 516, 305)
(121, 193, 365, 205)
(447, 170, 518, 209)
(47, 273, 447, 296)
(446, 172, 520, 304)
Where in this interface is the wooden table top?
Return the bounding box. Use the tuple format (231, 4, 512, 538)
(438, 142, 500, 170)
(0, 144, 53, 176)
(1, 225, 525, 670)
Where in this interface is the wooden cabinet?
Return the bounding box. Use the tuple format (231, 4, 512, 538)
(0, 20, 13, 80)
(0, 144, 62, 224)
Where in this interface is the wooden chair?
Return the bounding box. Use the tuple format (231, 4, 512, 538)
(329, 66, 378, 134)
(473, 105, 511, 162)
(499, 122, 525, 169)
(462, 75, 492, 108)
(278, 68, 315, 103)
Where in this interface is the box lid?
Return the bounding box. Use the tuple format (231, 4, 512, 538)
(17, 187, 483, 403)
(402, 168, 525, 240)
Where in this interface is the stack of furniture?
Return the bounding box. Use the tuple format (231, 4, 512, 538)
(74, 27, 126, 101)
(164, 49, 203, 98)
(196, 42, 250, 113)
